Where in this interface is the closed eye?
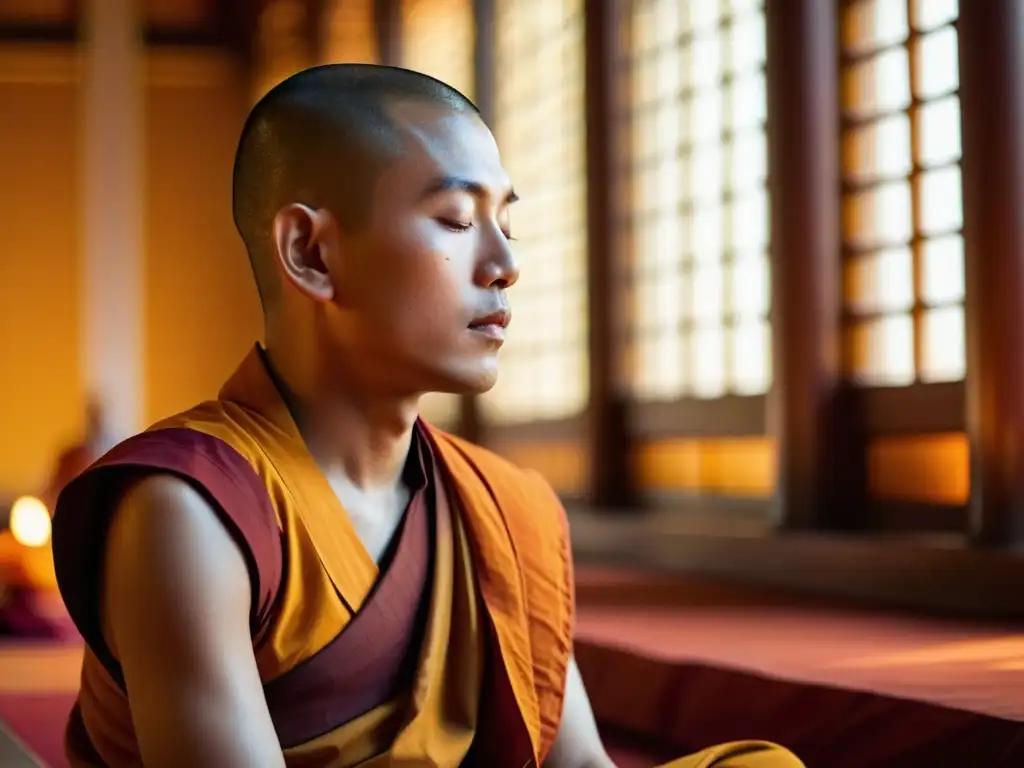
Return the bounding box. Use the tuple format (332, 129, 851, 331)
(438, 218, 473, 232)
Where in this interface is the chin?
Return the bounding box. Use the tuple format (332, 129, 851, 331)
(429, 358, 499, 395)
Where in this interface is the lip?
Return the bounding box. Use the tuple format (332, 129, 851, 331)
(469, 323, 506, 343)
(468, 309, 510, 344)
(470, 310, 511, 329)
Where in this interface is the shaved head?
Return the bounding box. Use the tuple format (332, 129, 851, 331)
(232, 64, 480, 308)
(231, 63, 518, 400)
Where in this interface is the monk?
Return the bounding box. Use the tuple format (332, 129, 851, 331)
(52, 65, 803, 768)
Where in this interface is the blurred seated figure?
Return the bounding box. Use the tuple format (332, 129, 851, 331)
(40, 396, 114, 513)
(0, 397, 110, 637)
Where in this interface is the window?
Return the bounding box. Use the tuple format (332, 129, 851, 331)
(399, 0, 476, 429)
(400, 0, 475, 98)
(322, 0, 378, 64)
(624, 0, 770, 402)
(841, 0, 963, 386)
(479, 0, 589, 424)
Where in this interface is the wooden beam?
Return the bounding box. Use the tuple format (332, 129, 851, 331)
(0, 21, 76, 42)
(583, 0, 633, 509)
(632, 395, 766, 439)
(959, 0, 1024, 547)
(765, 0, 857, 530)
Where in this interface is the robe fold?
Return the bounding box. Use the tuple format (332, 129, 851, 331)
(52, 345, 567, 767)
(658, 741, 804, 768)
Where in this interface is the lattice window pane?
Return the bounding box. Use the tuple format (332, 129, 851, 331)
(920, 305, 965, 382)
(480, 0, 588, 424)
(917, 95, 961, 167)
(844, 48, 911, 120)
(844, 248, 914, 315)
(844, 181, 914, 250)
(919, 165, 962, 235)
(322, 0, 378, 64)
(920, 234, 964, 305)
(843, 0, 908, 56)
(844, 113, 912, 182)
(400, 0, 475, 98)
(625, 0, 770, 402)
(731, 319, 772, 395)
(914, 26, 959, 99)
(841, 0, 963, 385)
(847, 313, 915, 385)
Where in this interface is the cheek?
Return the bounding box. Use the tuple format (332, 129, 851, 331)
(380, 239, 470, 337)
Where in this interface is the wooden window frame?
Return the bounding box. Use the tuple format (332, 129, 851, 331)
(837, 0, 966, 431)
(835, 0, 968, 533)
(618, 3, 773, 442)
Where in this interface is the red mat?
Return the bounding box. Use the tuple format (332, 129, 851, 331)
(0, 693, 73, 768)
(575, 597, 1024, 767)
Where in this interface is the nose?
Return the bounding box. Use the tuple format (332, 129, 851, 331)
(475, 229, 520, 289)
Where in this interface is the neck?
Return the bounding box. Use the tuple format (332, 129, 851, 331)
(261, 341, 419, 491)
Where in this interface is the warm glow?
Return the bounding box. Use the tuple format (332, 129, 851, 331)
(9, 496, 51, 548)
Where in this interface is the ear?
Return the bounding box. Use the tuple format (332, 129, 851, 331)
(272, 203, 336, 303)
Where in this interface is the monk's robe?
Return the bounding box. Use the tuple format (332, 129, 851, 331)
(52, 345, 803, 768)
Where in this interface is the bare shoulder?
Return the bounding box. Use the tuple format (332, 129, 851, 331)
(102, 474, 284, 768)
(108, 473, 251, 599)
(103, 472, 253, 656)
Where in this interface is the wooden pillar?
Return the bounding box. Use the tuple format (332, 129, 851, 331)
(765, 0, 849, 529)
(960, 0, 1024, 547)
(375, 0, 402, 67)
(583, 0, 633, 508)
(81, 0, 144, 441)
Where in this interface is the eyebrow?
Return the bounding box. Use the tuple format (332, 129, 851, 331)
(421, 175, 519, 205)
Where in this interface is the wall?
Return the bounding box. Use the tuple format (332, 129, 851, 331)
(0, 44, 259, 497)
(0, 46, 82, 495)
(144, 50, 261, 423)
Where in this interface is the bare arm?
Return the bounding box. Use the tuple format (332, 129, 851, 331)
(102, 474, 285, 768)
(544, 656, 617, 768)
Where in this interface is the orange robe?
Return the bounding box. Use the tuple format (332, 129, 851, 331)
(52, 345, 802, 768)
(52, 346, 571, 767)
